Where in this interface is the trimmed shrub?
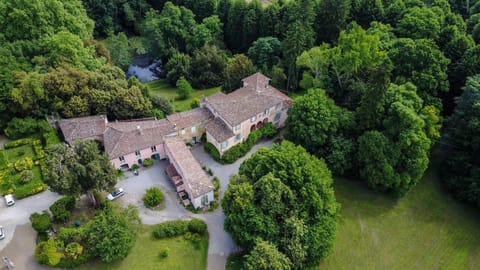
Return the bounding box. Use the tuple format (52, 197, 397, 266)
(34, 239, 65, 266)
(152, 220, 189, 239)
(208, 200, 219, 212)
(14, 157, 34, 171)
(4, 138, 34, 149)
(204, 143, 221, 162)
(143, 158, 154, 167)
(260, 123, 277, 138)
(0, 150, 6, 169)
(58, 227, 86, 243)
(213, 177, 220, 191)
(14, 182, 46, 199)
(19, 169, 34, 184)
(64, 242, 84, 260)
(159, 247, 170, 258)
(131, 164, 139, 170)
(190, 98, 200, 109)
(143, 187, 164, 208)
(188, 218, 207, 235)
(30, 211, 52, 233)
(50, 196, 76, 222)
(219, 124, 278, 164)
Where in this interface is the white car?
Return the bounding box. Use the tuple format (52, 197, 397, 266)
(4, 194, 14, 206)
(107, 188, 125, 201)
(0, 226, 5, 240)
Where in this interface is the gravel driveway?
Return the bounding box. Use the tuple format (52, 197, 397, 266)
(115, 140, 273, 270)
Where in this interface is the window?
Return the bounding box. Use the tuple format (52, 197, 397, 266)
(276, 102, 282, 111)
(135, 150, 141, 157)
(274, 112, 281, 122)
(202, 195, 209, 205)
(151, 146, 157, 153)
(191, 126, 196, 133)
(221, 141, 228, 149)
(119, 156, 125, 163)
(181, 129, 186, 135)
(235, 124, 241, 131)
(250, 116, 256, 123)
(235, 134, 242, 142)
(264, 109, 269, 116)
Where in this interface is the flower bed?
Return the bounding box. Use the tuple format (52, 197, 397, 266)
(0, 137, 49, 198)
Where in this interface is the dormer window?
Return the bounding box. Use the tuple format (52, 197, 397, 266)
(151, 146, 157, 153)
(235, 124, 241, 131)
(264, 109, 269, 116)
(250, 116, 256, 123)
(135, 150, 141, 157)
(276, 103, 282, 110)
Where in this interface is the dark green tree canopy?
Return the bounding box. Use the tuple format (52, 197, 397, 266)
(0, 0, 94, 42)
(222, 141, 339, 269)
(44, 141, 117, 196)
(442, 75, 480, 206)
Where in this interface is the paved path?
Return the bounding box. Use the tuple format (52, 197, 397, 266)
(0, 190, 60, 269)
(0, 140, 273, 270)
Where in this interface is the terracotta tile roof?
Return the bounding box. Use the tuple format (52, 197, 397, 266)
(205, 117, 234, 143)
(202, 72, 292, 126)
(103, 119, 176, 159)
(164, 137, 213, 198)
(167, 107, 212, 130)
(58, 115, 107, 144)
(106, 117, 159, 132)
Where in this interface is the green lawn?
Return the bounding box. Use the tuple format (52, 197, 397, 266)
(76, 225, 209, 270)
(226, 147, 480, 269)
(320, 148, 480, 269)
(4, 144, 35, 162)
(145, 79, 220, 112)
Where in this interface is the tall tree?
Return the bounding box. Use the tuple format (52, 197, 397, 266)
(44, 141, 117, 196)
(442, 75, 480, 206)
(222, 54, 256, 93)
(244, 239, 292, 270)
(314, 0, 351, 43)
(188, 45, 228, 88)
(358, 83, 437, 195)
(141, 2, 196, 58)
(285, 89, 355, 175)
(0, 0, 94, 42)
(184, 0, 216, 22)
(389, 38, 450, 107)
(222, 141, 339, 269)
(248, 37, 282, 70)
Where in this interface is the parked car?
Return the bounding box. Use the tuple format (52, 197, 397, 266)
(4, 194, 14, 206)
(107, 188, 125, 201)
(0, 226, 5, 240)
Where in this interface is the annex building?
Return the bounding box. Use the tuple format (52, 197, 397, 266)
(58, 73, 292, 208)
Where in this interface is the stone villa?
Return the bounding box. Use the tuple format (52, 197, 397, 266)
(58, 73, 292, 208)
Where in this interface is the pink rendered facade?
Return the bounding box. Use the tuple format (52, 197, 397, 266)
(110, 143, 166, 169)
(206, 102, 288, 154)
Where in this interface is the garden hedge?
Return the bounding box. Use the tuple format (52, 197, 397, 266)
(152, 219, 208, 239)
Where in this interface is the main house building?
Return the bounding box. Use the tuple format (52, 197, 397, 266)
(58, 73, 291, 208)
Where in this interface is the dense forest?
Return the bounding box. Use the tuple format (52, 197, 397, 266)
(1, 0, 479, 266)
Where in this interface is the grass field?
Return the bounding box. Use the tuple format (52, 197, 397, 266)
(76, 225, 209, 270)
(226, 147, 480, 269)
(145, 80, 220, 112)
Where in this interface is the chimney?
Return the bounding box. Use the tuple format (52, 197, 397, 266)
(137, 125, 142, 135)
